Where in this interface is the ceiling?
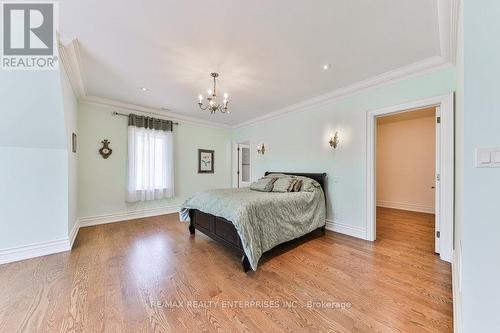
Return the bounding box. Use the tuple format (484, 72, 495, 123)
(60, 0, 441, 126)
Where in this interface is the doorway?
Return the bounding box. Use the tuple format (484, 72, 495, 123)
(376, 107, 439, 253)
(236, 142, 251, 188)
(366, 94, 454, 262)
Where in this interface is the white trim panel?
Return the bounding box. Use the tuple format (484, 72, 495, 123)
(376, 201, 434, 214)
(79, 206, 181, 227)
(325, 220, 367, 240)
(0, 239, 71, 265)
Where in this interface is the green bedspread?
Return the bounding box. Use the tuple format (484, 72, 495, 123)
(180, 187, 326, 271)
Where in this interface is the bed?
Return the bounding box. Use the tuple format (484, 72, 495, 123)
(180, 172, 327, 272)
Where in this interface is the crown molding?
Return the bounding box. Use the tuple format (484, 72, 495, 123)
(450, 0, 460, 64)
(58, 38, 87, 99)
(234, 56, 452, 129)
(80, 95, 231, 129)
(60, 15, 458, 131)
(58, 38, 230, 129)
(437, 0, 460, 65)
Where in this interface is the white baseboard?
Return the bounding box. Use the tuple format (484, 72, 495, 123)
(69, 220, 80, 248)
(79, 205, 181, 227)
(0, 238, 71, 265)
(0, 206, 181, 266)
(452, 245, 463, 333)
(325, 220, 367, 240)
(377, 200, 434, 214)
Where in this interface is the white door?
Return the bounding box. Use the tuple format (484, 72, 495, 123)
(238, 144, 251, 187)
(434, 107, 441, 254)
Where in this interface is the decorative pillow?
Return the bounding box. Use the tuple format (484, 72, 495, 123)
(250, 177, 277, 192)
(287, 179, 297, 192)
(272, 177, 295, 192)
(294, 176, 320, 192)
(292, 179, 303, 192)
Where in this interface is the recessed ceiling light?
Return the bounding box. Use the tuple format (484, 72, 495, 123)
(322, 64, 330, 71)
(140, 87, 149, 92)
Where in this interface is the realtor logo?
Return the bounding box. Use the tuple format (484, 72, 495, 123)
(1, 2, 58, 69)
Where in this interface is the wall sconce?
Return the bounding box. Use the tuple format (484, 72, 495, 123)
(257, 143, 266, 155)
(329, 132, 340, 149)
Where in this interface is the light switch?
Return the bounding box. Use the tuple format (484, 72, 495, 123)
(476, 148, 500, 168)
(494, 151, 500, 164)
(479, 150, 491, 164)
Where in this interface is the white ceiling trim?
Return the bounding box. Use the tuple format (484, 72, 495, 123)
(234, 56, 452, 129)
(60, 3, 459, 131)
(234, 2, 460, 129)
(58, 38, 230, 129)
(58, 37, 86, 99)
(437, 0, 460, 64)
(80, 95, 231, 129)
(450, 0, 461, 64)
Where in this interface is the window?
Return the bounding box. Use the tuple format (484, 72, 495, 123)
(127, 126, 174, 202)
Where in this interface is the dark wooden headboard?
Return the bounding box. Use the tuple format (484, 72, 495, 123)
(264, 172, 327, 193)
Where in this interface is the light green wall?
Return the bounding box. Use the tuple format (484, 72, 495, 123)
(0, 70, 69, 250)
(78, 103, 232, 218)
(233, 67, 456, 229)
(0, 71, 66, 149)
(0, 147, 68, 249)
(462, 1, 500, 330)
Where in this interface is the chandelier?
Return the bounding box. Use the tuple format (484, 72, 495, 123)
(198, 72, 230, 114)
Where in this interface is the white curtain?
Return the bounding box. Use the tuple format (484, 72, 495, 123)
(127, 126, 174, 202)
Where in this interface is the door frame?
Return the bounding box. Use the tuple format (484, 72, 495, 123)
(238, 144, 251, 187)
(435, 106, 441, 254)
(232, 140, 252, 188)
(366, 93, 454, 262)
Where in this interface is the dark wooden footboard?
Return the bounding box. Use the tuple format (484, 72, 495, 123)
(189, 209, 325, 272)
(189, 209, 251, 271)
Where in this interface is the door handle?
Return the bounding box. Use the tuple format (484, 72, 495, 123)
(431, 186, 436, 189)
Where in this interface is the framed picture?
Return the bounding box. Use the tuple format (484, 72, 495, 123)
(198, 149, 214, 173)
(72, 133, 77, 153)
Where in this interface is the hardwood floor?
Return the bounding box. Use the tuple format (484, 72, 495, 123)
(0, 208, 452, 332)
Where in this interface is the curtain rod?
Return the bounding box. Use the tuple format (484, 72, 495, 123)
(112, 111, 179, 125)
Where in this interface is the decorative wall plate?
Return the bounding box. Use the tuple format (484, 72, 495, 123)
(99, 140, 113, 159)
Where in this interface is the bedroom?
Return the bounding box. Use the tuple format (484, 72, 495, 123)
(0, 0, 498, 332)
